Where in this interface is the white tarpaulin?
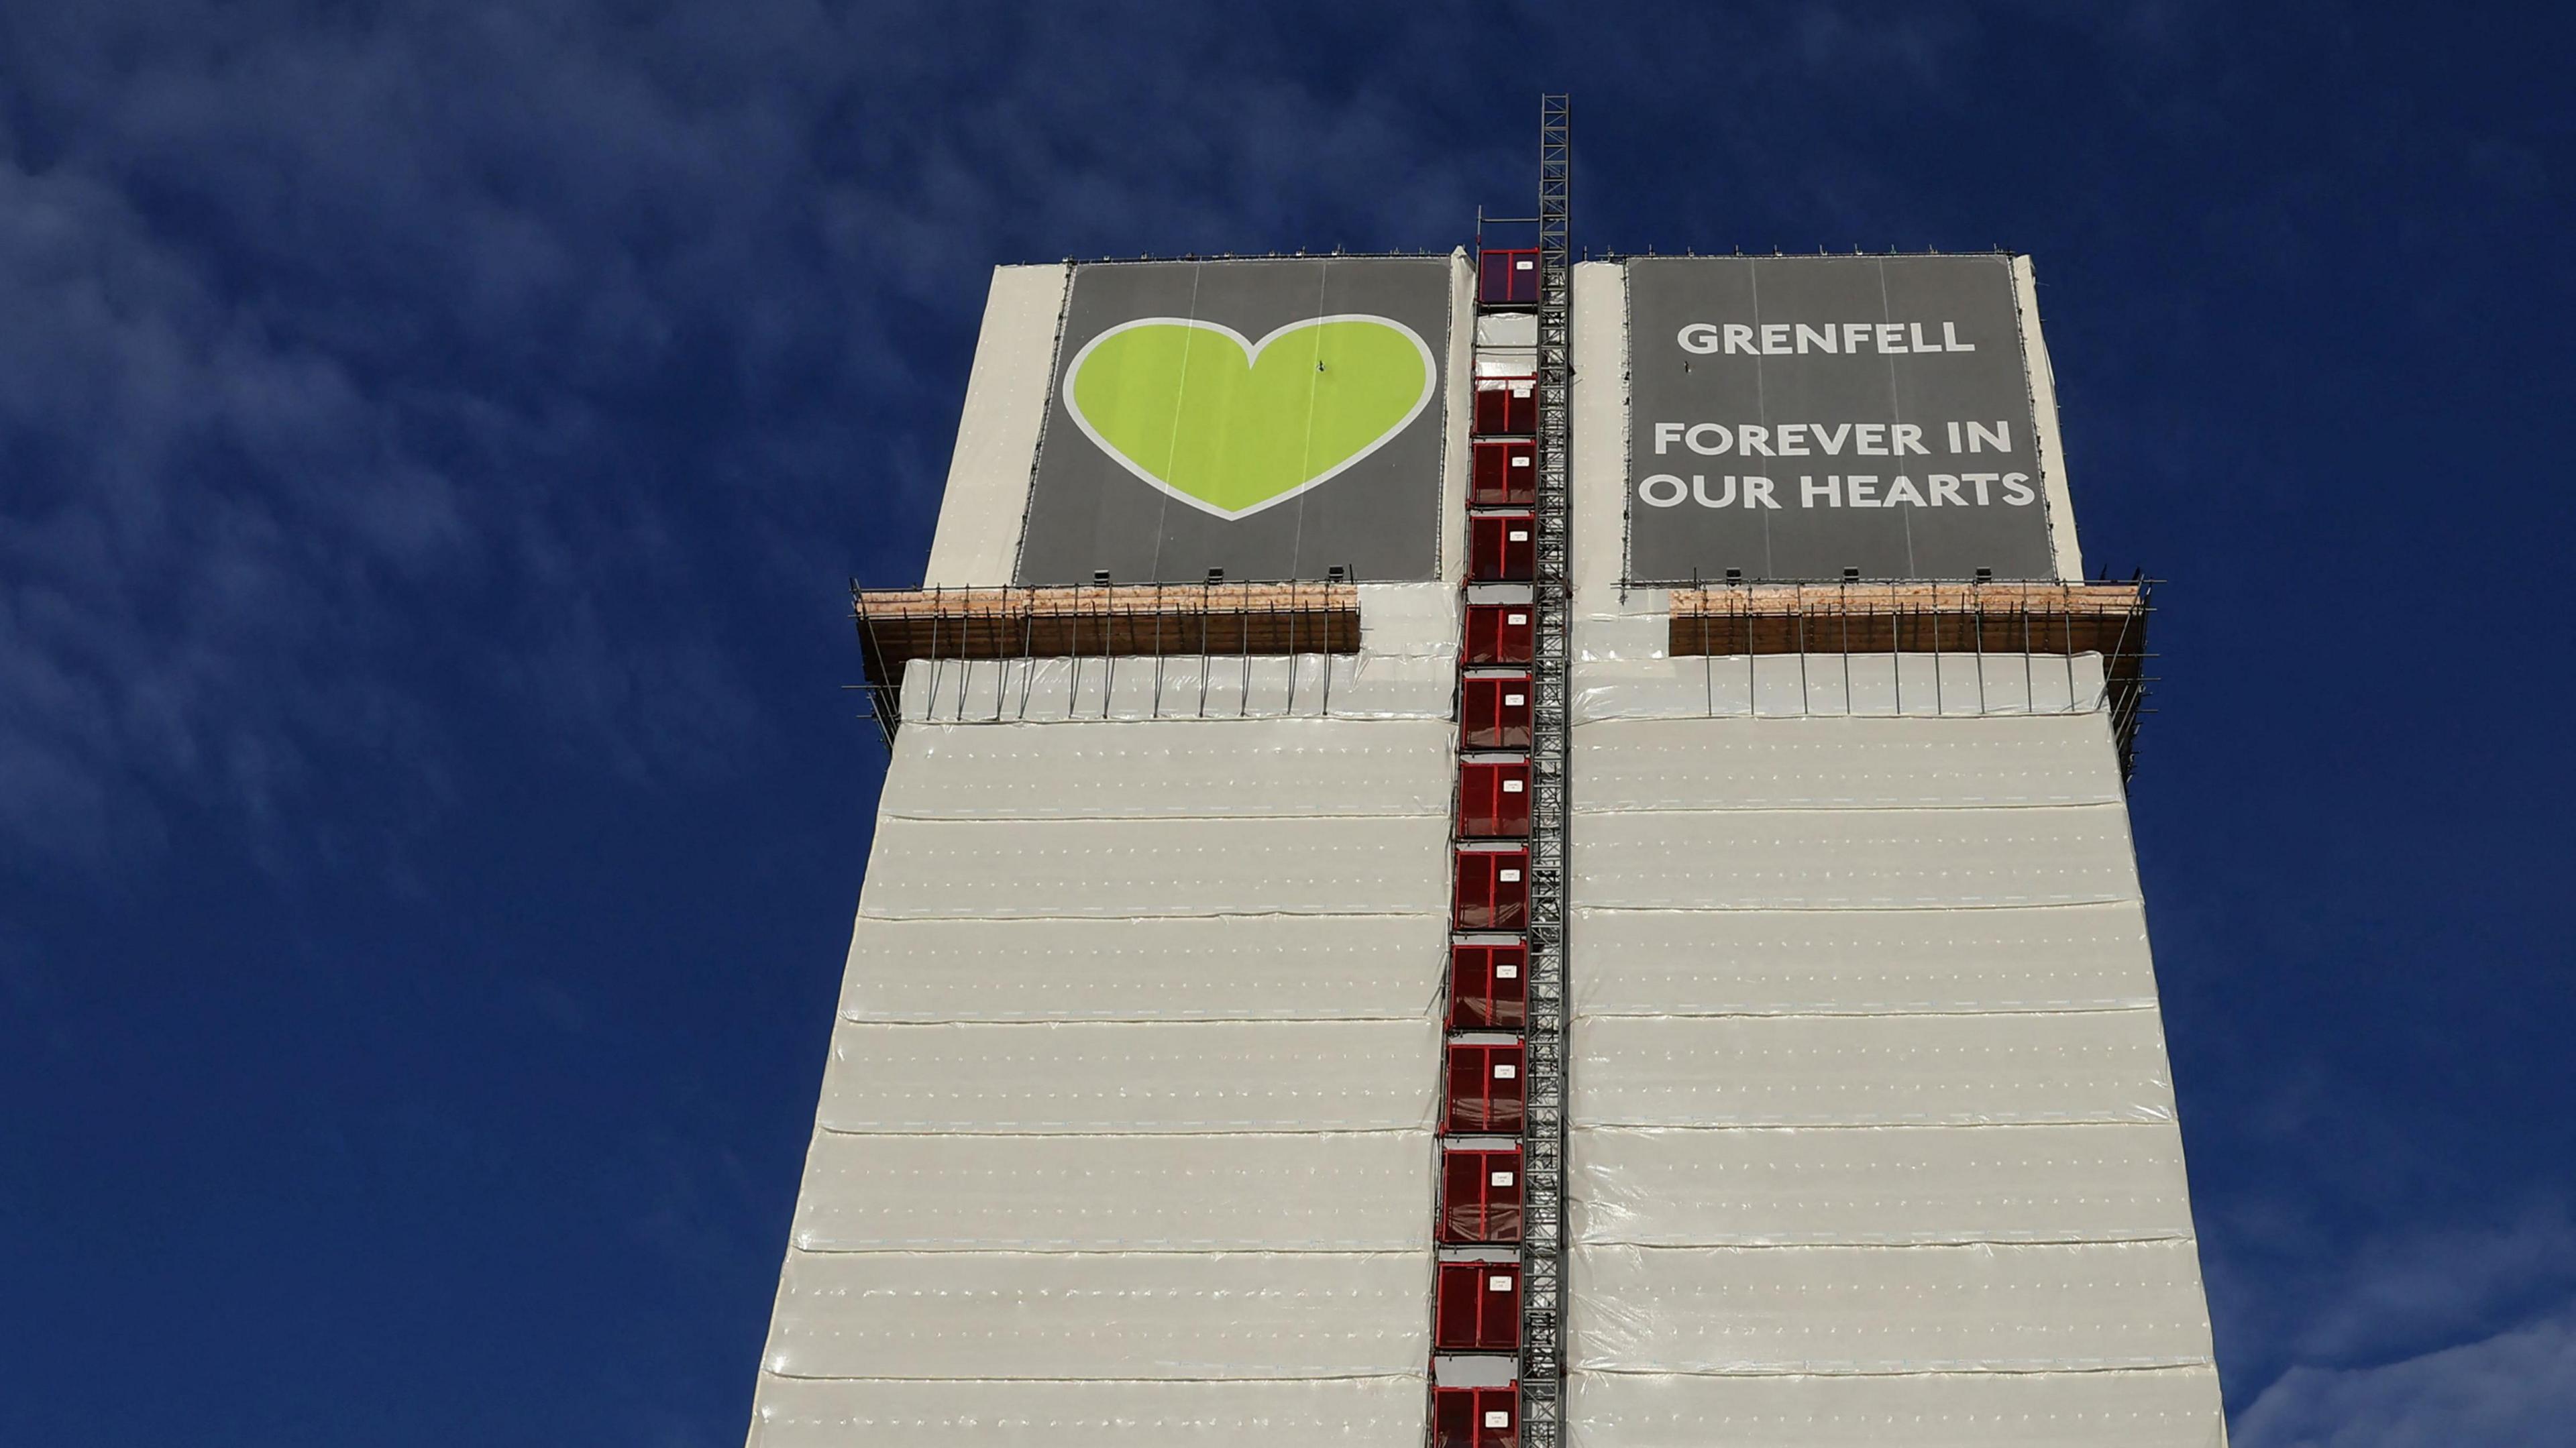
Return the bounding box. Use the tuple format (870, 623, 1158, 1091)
(1572, 1012, 2176, 1127)
(1572, 653, 2108, 724)
(1572, 1123, 2196, 1247)
(794, 1129, 1432, 1251)
(857, 815, 1451, 920)
(841, 913, 1446, 1023)
(1574, 805, 2139, 911)
(818, 1019, 1442, 1134)
(1570, 1240, 2215, 1374)
(1574, 714, 2123, 811)
(900, 650, 1454, 724)
(751, 1376, 1432, 1448)
(883, 717, 1454, 820)
(1570, 903, 2158, 1016)
(763, 1249, 1430, 1380)
(1564, 1366, 2227, 1448)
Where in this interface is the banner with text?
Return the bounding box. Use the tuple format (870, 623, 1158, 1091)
(1625, 255, 2057, 582)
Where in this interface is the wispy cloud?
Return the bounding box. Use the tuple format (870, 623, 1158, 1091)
(2235, 1300, 2576, 1448)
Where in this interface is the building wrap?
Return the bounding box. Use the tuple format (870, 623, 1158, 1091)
(751, 100, 2225, 1448)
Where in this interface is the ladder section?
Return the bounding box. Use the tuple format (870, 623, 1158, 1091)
(1434, 91, 1569, 1448)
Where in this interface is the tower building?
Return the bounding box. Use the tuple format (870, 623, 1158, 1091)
(747, 101, 2225, 1448)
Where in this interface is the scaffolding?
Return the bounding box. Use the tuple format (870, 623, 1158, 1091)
(1663, 578, 2156, 776)
(1519, 91, 1572, 1448)
(849, 580, 1362, 748)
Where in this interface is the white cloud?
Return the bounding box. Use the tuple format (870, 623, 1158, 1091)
(2234, 1303, 2576, 1448)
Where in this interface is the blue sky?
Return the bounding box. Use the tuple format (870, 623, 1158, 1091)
(3, 2, 2571, 1443)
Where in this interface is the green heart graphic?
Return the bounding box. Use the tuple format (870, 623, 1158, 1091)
(1064, 315, 1436, 519)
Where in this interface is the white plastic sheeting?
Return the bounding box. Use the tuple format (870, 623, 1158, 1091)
(1575, 610, 1670, 663)
(819, 1019, 1441, 1134)
(1564, 1366, 2228, 1448)
(1575, 806, 2139, 911)
(765, 1250, 1430, 1380)
(752, 1376, 1431, 1448)
(752, 1376, 1430, 1448)
(1562, 702, 2222, 1446)
(1576, 714, 2123, 811)
(921, 265, 1066, 587)
(883, 717, 1454, 820)
(1573, 651, 2108, 724)
(1573, 1012, 2176, 1127)
(841, 914, 1446, 1022)
(856, 815, 1450, 920)
(793, 1130, 1433, 1251)
(1358, 581, 1463, 660)
(900, 649, 1454, 724)
(1571, 1240, 2215, 1374)
(1571, 903, 2159, 1016)
(1572, 1123, 2196, 1246)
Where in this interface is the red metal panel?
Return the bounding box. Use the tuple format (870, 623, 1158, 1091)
(1470, 439, 1537, 506)
(1462, 675, 1534, 749)
(1452, 848, 1529, 930)
(1436, 1260, 1523, 1350)
(1442, 1146, 1525, 1244)
(1458, 760, 1532, 839)
(1449, 942, 1528, 1030)
(1446, 1041, 1527, 1133)
(1474, 378, 1537, 437)
(1468, 514, 1536, 583)
(1479, 248, 1541, 305)
(1432, 1385, 1519, 1448)
(1464, 606, 1536, 666)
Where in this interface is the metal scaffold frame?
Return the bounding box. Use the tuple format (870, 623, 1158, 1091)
(1520, 90, 1572, 1448)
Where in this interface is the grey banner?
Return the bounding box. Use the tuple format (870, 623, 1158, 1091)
(1016, 258, 1451, 585)
(1624, 256, 2055, 582)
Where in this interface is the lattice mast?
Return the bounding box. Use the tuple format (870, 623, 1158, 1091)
(1520, 91, 1573, 1448)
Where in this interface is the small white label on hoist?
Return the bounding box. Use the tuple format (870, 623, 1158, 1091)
(1508, 530, 1528, 542)
(1510, 383, 1530, 397)
(1491, 1171, 1515, 1188)
(1495, 964, 1519, 979)
(1515, 260, 1534, 270)
(1493, 1063, 1517, 1080)
(1506, 612, 1526, 625)
(1502, 779, 1523, 793)
(1512, 455, 1529, 467)
(1505, 693, 1524, 706)
(1499, 869, 1521, 883)
(1490, 1274, 1513, 1290)
(1486, 1412, 1511, 1429)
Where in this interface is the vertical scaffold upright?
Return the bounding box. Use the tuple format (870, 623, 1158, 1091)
(1521, 91, 1572, 1448)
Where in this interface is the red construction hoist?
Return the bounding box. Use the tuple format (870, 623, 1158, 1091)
(1436, 95, 1569, 1448)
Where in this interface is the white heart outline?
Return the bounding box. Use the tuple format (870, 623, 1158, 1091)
(1061, 313, 1439, 520)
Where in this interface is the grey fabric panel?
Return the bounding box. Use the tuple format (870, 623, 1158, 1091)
(1621, 254, 2055, 583)
(818, 1019, 1441, 1134)
(1016, 257, 1452, 584)
(883, 716, 1454, 820)
(1571, 1122, 2196, 1246)
(1564, 1366, 2227, 1448)
(842, 914, 1444, 1023)
(857, 815, 1451, 920)
(1570, 903, 2157, 1015)
(765, 1249, 1431, 1380)
(794, 1129, 1432, 1251)
(1572, 1012, 2176, 1127)
(750, 1376, 1430, 1448)
(1574, 713, 2122, 811)
(1574, 806, 2139, 911)
(1570, 1239, 2215, 1374)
